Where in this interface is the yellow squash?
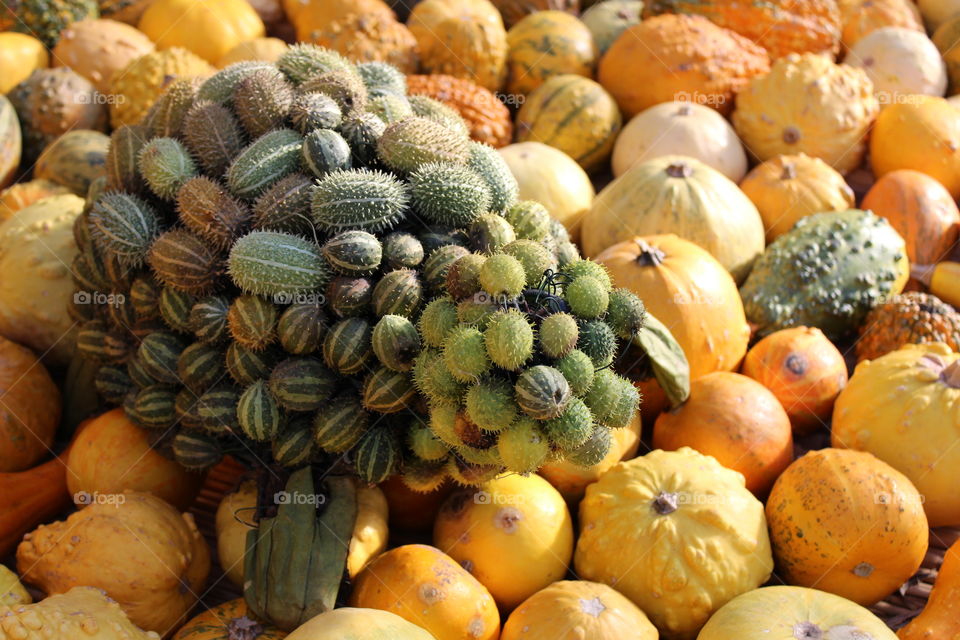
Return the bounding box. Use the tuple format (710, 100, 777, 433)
(0, 566, 30, 606)
(0, 32, 48, 94)
(215, 479, 257, 588)
(138, 0, 265, 64)
(286, 608, 435, 640)
(913, 261, 960, 308)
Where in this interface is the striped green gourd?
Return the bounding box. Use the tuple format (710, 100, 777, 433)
(227, 294, 278, 351)
(226, 128, 303, 199)
(321, 230, 382, 276)
(418, 226, 468, 256)
(312, 392, 369, 453)
(127, 354, 160, 388)
(289, 92, 342, 134)
(197, 385, 241, 434)
(225, 342, 278, 385)
(339, 111, 386, 166)
(102, 329, 132, 363)
(138, 332, 189, 384)
(147, 229, 221, 294)
(382, 232, 424, 270)
(300, 69, 368, 113)
(362, 366, 415, 413)
(196, 61, 276, 104)
(175, 388, 203, 429)
(469, 214, 515, 255)
(88, 192, 160, 266)
(422, 244, 470, 292)
(301, 128, 352, 177)
(190, 295, 230, 343)
(159, 286, 196, 333)
(176, 176, 252, 249)
(237, 379, 282, 441)
(468, 142, 519, 214)
(251, 173, 315, 235)
(277, 303, 327, 354)
(371, 314, 420, 372)
(177, 342, 225, 392)
(503, 200, 551, 242)
(172, 431, 223, 470)
(515, 365, 572, 420)
(377, 116, 470, 173)
(104, 124, 149, 192)
(233, 66, 294, 139)
(311, 168, 409, 234)
(107, 296, 136, 329)
(371, 269, 422, 318)
(132, 317, 167, 341)
(353, 427, 401, 484)
(272, 417, 315, 467)
(326, 277, 373, 318)
(182, 100, 245, 177)
(94, 364, 134, 404)
(71, 251, 109, 293)
(130, 276, 161, 319)
(228, 231, 329, 297)
(445, 253, 485, 300)
(132, 385, 177, 428)
(138, 137, 197, 200)
(268, 357, 337, 411)
(76, 320, 114, 363)
(322, 317, 373, 375)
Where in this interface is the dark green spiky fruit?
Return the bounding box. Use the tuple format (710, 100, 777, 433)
(503, 201, 550, 241)
(128, 354, 160, 388)
(289, 92, 342, 133)
(603, 377, 640, 429)
(133, 385, 177, 429)
(322, 230, 382, 275)
(139, 137, 197, 200)
(456, 297, 497, 329)
(237, 379, 282, 442)
(313, 392, 369, 453)
(358, 61, 406, 97)
(566, 425, 612, 467)
(419, 226, 468, 255)
(147, 229, 221, 294)
(268, 357, 337, 411)
(177, 342, 224, 392)
(156, 286, 194, 326)
(88, 192, 160, 266)
(408, 421, 449, 461)
(368, 94, 413, 124)
(95, 365, 134, 404)
(273, 417, 315, 467)
(301, 70, 368, 113)
(227, 295, 278, 350)
(468, 143, 519, 214)
(302, 129, 352, 177)
(326, 277, 373, 317)
(503, 239, 556, 286)
(197, 61, 275, 104)
(442, 326, 491, 382)
(577, 320, 617, 367)
(234, 67, 294, 138)
(105, 125, 149, 192)
(354, 427, 401, 484)
(564, 259, 612, 292)
(566, 276, 609, 319)
(372, 269, 423, 318)
(382, 232, 424, 270)
(408, 96, 470, 137)
(76, 320, 115, 363)
(418, 297, 458, 348)
(469, 214, 515, 255)
(138, 332, 189, 384)
(465, 378, 519, 432)
(227, 129, 304, 199)
(540, 312, 579, 359)
(323, 317, 373, 375)
(479, 254, 526, 299)
(197, 385, 241, 433)
(149, 77, 202, 138)
(445, 253, 486, 300)
(497, 418, 549, 473)
(276, 44, 355, 84)
(372, 314, 420, 372)
(251, 173, 314, 235)
(583, 368, 619, 420)
(182, 100, 244, 177)
(377, 117, 471, 173)
(543, 396, 592, 450)
(423, 244, 470, 293)
(228, 231, 329, 296)
(403, 458, 449, 493)
(484, 309, 535, 370)
(339, 112, 386, 166)
(277, 303, 326, 354)
(607, 289, 646, 339)
(362, 366, 415, 413)
(225, 342, 278, 385)
(176, 176, 252, 249)
(445, 454, 500, 487)
(173, 431, 223, 470)
(190, 295, 230, 343)
(175, 388, 202, 429)
(413, 348, 466, 407)
(409, 162, 491, 227)
(516, 365, 571, 420)
(311, 168, 409, 233)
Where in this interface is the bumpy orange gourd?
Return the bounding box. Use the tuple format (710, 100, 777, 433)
(138, 0, 265, 64)
(504, 10, 597, 96)
(857, 292, 960, 363)
(0, 32, 49, 94)
(742, 327, 849, 435)
(599, 14, 770, 118)
(51, 18, 155, 93)
(841, 0, 923, 49)
(653, 372, 794, 496)
(406, 74, 513, 148)
(897, 538, 960, 640)
(286, 0, 394, 39)
(832, 343, 960, 527)
(350, 544, 500, 640)
(0, 336, 61, 472)
(173, 598, 287, 640)
(308, 12, 419, 73)
(67, 408, 205, 511)
(871, 96, 960, 197)
(739, 153, 856, 243)
(766, 448, 929, 606)
(0, 456, 71, 557)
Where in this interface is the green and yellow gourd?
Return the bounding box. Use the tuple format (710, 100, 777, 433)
(34, 129, 110, 196)
(5, 0, 100, 47)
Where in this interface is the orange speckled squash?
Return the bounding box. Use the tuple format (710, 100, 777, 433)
(596, 235, 751, 382)
(350, 544, 500, 640)
(643, 0, 842, 60)
(871, 96, 960, 198)
(67, 408, 205, 511)
(841, 0, 923, 49)
(765, 448, 929, 606)
(406, 74, 513, 148)
(504, 10, 596, 96)
(0, 335, 61, 473)
(598, 14, 770, 118)
(173, 599, 287, 639)
(0, 32, 49, 94)
(862, 170, 960, 265)
(897, 538, 960, 640)
(742, 327, 849, 436)
(308, 12, 419, 73)
(653, 372, 793, 496)
(138, 0, 265, 65)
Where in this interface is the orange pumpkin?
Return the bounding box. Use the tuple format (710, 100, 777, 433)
(67, 408, 205, 511)
(0, 455, 71, 557)
(742, 327, 849, 436)
(766, 448, 929, 606)
(380, 475, 454, 532)
(597, 14, 770, 118)
(653, 372, 793, 496)
(0, 335, 61, 473)
(861, 169, 960, 265)
(897, 538, 960, 640)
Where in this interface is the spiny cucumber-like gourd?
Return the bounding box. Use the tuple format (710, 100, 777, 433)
(138, 137, 197, 200)
(323, 317, 373, 375)
(147, 77, 202, 139)
(311, 168, 409, 233)
(423, 244, 470, 292)
(147, 229, 221, 293)
(88, 192, 160, 266)
(445, 253, 486, 300)
(227, 128, 303, 199)
(322, 230, 382, 276)
(301, 70, 368, 113)
(182, 100, 244, 176)
(268, 356, 337, 411)
(339, 112, 387, 166)
(377, 116, 471, 172)
(104, 125, 150, 193)
(196, 61, 276, 104)
(382, 232, 424, 270)
(409, 162, 492, 227)
(327, 276, 373, 317)
(227, 294, 278, 351)
(228, 231, 329, 296)
(408, 95, 471, 138)
(503, 200, 551, 241)
(233, 67, 294, 138)
(159, 286, 196, 332)
(289, 92, 342, 134)
(358, 61, 407, 97)
(469, 214, 515, 255)
(371, 268, 423, 318)
(252, 173, 314, 235)
(177, 342, 224, 392)
(277, 303, 326, 354)
(301, 129, 352, 177)
(484, 309, 535, 370)
(368, 94, 414, 124)
(190, 295, 230, 343)
(372, 314, 421, 372)
(468, 143, 520, 214)
(177, 176, 252, 249)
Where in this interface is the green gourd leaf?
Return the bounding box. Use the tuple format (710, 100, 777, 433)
(632, 311, 690, 407)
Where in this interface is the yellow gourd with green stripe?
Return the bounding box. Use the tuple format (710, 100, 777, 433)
(505, 11, 597, 95)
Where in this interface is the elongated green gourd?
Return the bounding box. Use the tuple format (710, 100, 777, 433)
(227, 129, 304, 200)
(228, 231, 329, 296)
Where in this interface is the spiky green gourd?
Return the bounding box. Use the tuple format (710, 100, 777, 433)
(177, 342, 224, 392)
(277, 303, 326, 354)
(173, 431, 223, 470)
(272, 418, 315, 467)
(227, 129, 303, 200)
(423, 244, 470, 293)
(484, 310, 534, 371)
(465, 378, 519, 432)
(227, 294, 278, 351)
(226, 342, 278, 385)
(565, 259, 612, 292)
(567, 276, 609, 319)
(409, 162, 491, 227)
(149, 77, 202, 139)
(407, 421, 448, 462)
(139, 137, 197, 200)
(182, 101, 245, 177)
(382, 232, 424, 270)
(88, 192, 160, 266)
(418, 297, 458, 348)
(577, 320, 616, 367)
(105, 125, 149, 193)
(446, 455, 500, 486)
(302, 129, 352, 177)
(401, 456, 448, 492)
(237, 379, 282, 442)
(147, 229, 221, 294)
(582, 368, 620, 421)
(311, 168, 409, 233)
(72, 251, 108, 293)
(95, 365, 134, 404)
(377, 117, 471, 173)
(138, 332, 189, 384)
(327, 277, 373, 317)
(368, 95, 413, 124)
(429, 404, 461, 447)
(234, 67, 294, 138)
(503, 239, 556, 286)
(252, 173, 314, 235)
(543, 397, 593, 450)
(479, 254, 526, 299)
(229, 231, 329, 296)
(372, 314, 420, 372)
(504, 201, 552, 243)
(158, 286, 195, 333)
(371, 269, 423, 318)
(362, 366, 415, 413)
(276, 44, 356, 85)
(289, 92, 342, 133)
(177, 176, 252, 248)
(268, 357, 337, 411)
(408, 96, 470, 137)
(445, 253, 486, 300)
(469, 214, 515, 255)
(301, 70, 368, 113)
(606, 289, 646, 339)
(566, 425, 612, 467)
(322, 317, 373, 375)
(358, 61, 406, 97)
(604, 377, 640, 429)
(322, 230, 382, 275)
(313, 392, 369, 453)
(197, 386, 241, 433)
(107, 294, 136, 329)
(339, 112, 386, 166)
(468, 143, 520, 214)
(456, 297, 497, 328)
(190, 295, 230, 343)
(133, 386, 177, 429)
(442, 326, 491, 382)
(497, 418, 549, 473)
(197, 62, 276, 104)
(413, 349, 466, 407)
(354, 427, 401, 484)
(516, 365, 571, 420)
(540, 312, 578, 359)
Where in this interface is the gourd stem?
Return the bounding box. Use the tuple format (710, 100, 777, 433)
(633, 239, 666, 267)
(943, 360, 960, 389)
(676, 104, 692, 116)
(227, 616, 264, 640)
(783, 126, 801, 144)
(780, 163, 797, 180)
(665, 162, 692, 178)
(652, 491, 678, 515)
